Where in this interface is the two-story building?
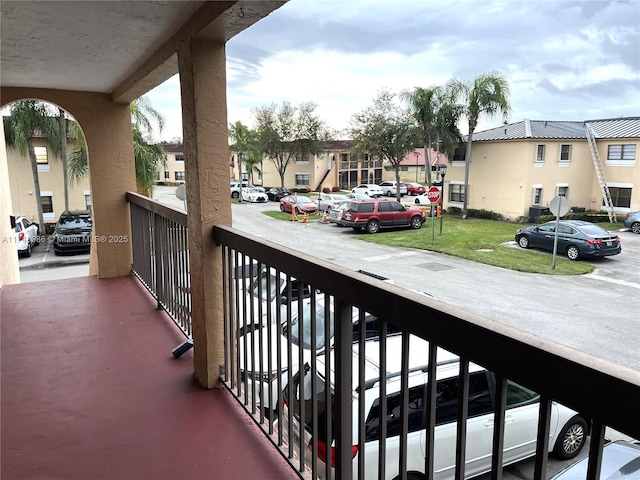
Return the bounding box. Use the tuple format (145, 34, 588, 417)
(157, 143, 185, 185)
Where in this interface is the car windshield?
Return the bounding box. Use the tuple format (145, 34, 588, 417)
(296, 197, 312, 204)
(58, 215, 91, 229)
(282, 299, 334, 350)
(250, 270, 280, 301)
(579, 224, 610, 236)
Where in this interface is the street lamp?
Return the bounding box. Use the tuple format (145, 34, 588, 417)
(438, 163, 447, 235)
(415, 151, 419, 183)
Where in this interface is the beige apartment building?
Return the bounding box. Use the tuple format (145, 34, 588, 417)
(157, 143, 185, 185)
(258, 117, 639, 220)
(6, 137, 91, 228)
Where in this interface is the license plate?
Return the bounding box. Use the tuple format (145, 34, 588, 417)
(606, 241, 612, 246)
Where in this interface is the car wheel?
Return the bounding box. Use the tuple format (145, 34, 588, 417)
(279, 204, 285, 212)
(24, 242, 32, 257)
(366, 220, 380, 234)
(631, 222, 640, 234)
(553, 416, 587, 460)
(566, 245, 581, 261)
(415, 198, 421, 204)
(231, 191, 239, 199)
(517, 235, 530, 249)
(410, 216, 423, 229)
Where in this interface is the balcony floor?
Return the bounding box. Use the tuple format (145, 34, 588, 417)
(1, 275, 298, 480)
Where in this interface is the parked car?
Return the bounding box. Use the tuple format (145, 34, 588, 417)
(230, 181, 254, 198)
(280, 333, 589, 480)
(379, 180, 407, 197)
(240, 187, 268, 203)
(13, 215, 39, 257)
(346, 192, 370, 200)
(267, 187, 291, 202)
(623, 211, 640, 234)
(414, 189, 441, 205)
(341, 199, 425, 234)
(515, 220, 621, 260)
(406, 182, 426, 195)
(351, 184, 383, 198)
(279, 195, 319, 215)
(328, 204, 347, 226)
(549, 439, 640, 480)
(317, 193, 349, 213)
(53, 210, 92, 255)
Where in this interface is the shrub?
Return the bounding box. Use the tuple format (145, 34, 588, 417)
(467, 208, 503, 221)
(331, 186, 341, 192)
(448, 206, 462, 216)
(515, 216, 529, 224)
(322, 187, 331, 193)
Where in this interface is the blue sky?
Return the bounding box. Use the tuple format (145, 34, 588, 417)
(146, 0, 640, 142)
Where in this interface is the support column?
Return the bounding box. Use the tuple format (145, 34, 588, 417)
(178, 39, 231, 389)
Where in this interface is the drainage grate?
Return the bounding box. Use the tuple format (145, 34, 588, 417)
(417, 262, 453, 272)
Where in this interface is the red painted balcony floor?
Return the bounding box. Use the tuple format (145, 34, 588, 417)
(1, 275, 299, 480)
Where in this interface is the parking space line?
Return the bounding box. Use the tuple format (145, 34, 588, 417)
(362, 251, 418, 262)
(585, 273, 640, 290)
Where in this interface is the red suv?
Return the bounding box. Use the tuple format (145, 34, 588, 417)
(341, 199, 425, 234)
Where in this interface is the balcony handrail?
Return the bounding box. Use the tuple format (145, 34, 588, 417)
(212, 223, 640, 440)
(127, 191, 188, 227)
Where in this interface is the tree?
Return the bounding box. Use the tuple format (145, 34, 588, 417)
(448, 71, 510, 218)
(253, 101, 328, 188)
(58, 108, 70, 210)
(349, 89, 417, 202)
(66, 96, 167, 197)
(228, 121, 254, 180)
(401, 86, 463, 185)
(3, 101, 61, 234)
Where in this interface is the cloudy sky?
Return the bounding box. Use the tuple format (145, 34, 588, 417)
(146, 0, 640, 142)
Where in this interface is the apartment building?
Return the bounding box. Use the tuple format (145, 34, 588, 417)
(6, 137, 91, 228)
(157, 143, 185, 185)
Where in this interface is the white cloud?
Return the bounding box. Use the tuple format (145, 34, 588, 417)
(145, 0, 640, 142)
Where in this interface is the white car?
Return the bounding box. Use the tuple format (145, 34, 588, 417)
(379, 181, 407, 197)
(230, 181, 254, 198)
(280, 333, 588, 480)
(14, 215, 40, 257)
(351, 184, 383, 198)
(240, 187, 268, 203)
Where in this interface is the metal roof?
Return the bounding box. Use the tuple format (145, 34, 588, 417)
(471, 117, 640, 142)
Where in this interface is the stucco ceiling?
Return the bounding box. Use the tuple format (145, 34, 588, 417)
(0, 1, 285, 101)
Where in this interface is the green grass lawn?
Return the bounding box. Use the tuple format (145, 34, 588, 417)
(261, 210, 626, 275)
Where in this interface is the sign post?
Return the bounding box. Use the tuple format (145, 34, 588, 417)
(549, 195, 570, 269)
(427, 186, 441, 246)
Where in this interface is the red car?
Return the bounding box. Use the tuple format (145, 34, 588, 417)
(406, 182, 426, 195)
(341, 199, 425, 234)
(279, 195, 319, 215)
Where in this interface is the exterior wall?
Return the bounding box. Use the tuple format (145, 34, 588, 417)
(7, 138, 92, 227)
(593, 138, 639, 214)
(1, 123, 20, 286)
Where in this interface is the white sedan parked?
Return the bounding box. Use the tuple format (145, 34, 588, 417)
(14, 215, 40, 257)
(351, 184, 383, 197)
(240, 187, 268, 203)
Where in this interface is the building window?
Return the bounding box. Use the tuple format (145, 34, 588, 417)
(536, 145, 546, 163)
(559, 144, 571, 162)
(295, 153, 309, 163)
(155, 170, 160, 180)
(175, 155, 184, 162)
(295, 174, 310, 186)
(175, 171, 185, 181)
(41, 195, 53, 213)
(34, 146, 48, 164)
(449, 183, 465, 203)
(607, 145, 636, 161)
(453, 147, 466, 163)
(533, 187, 543, 204)
(84, 194, 92, 210)
(164, 171, 170, 180)
(608, 187, 632, 208)
(557, 186, 568, 198)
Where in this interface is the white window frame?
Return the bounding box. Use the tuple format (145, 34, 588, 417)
(35, 146, 50, 172)
(558, 144, 571, 164)
(448, 181, 465, 204)
(606, 144, 636, 166)
(40, 190, 55, 221)
(295, 153, 310, 164)
(605, 182, 633, 212)
(175, 155, 184, 163)
(532, 184, 543, 205)
(295, 173, 310, 186)
(83, 190, 92, 210)
(535, 144, 545, 165)
(556, 183, 569, 200)
(175, 170, 185, 181)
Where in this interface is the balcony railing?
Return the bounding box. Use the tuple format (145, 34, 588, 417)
(128, 192, 191, 338)
(128, 194, 640, 480)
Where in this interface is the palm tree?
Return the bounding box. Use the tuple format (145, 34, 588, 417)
(448, 71, 510, 218)
(3, 101, 61, 234)
(401, 86, 462, 186)
(58, 108, 70, 211)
